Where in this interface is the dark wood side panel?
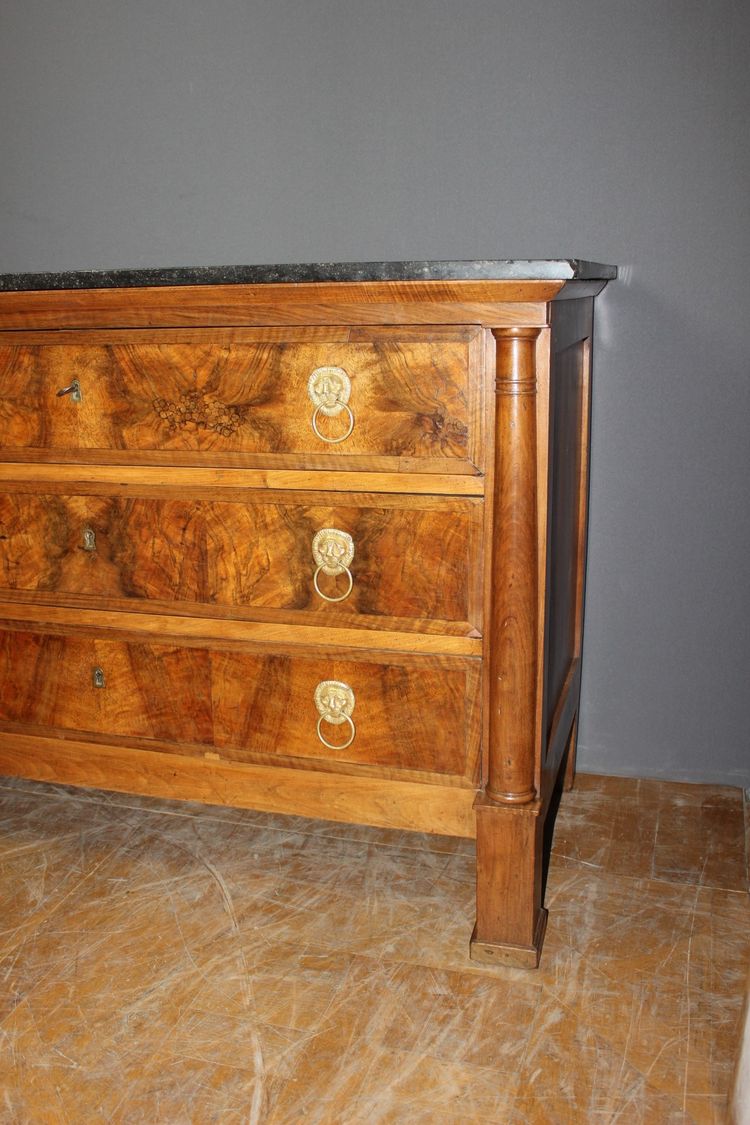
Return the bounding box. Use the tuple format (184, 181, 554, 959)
(542, 299, 594, 756)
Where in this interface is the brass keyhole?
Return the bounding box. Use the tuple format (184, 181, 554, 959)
(56, 379, 82, 403)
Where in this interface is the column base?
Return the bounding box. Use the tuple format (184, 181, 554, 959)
(472, 792, 546, 968)
(469, 908, 548, 969)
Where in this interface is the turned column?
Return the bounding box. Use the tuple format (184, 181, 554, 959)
(470, 326, 544, 968)
(486, 327, 540, 805)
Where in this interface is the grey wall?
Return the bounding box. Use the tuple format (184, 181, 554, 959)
(1, 0, 748, 785)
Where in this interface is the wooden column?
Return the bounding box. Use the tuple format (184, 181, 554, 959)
(471, 326, 546, 968)
(486, 326, 540, 805)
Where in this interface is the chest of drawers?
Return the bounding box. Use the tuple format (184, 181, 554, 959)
(0, 259, 615, 967)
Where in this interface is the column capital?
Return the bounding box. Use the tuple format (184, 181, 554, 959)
(492, 327, 540, 397)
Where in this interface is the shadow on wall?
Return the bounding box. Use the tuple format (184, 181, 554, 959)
(577, 262, 750, 786)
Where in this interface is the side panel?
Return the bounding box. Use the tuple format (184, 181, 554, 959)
(541, 298, 594, 789)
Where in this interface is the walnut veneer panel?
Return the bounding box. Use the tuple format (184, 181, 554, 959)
(0, 628, 480, 784)
(212, 649, 480, 779)
(0, 327, 484, 473)
(0, 490, 482, 635)
(0, 630, 214, 745)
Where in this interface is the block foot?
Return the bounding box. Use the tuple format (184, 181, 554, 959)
(469, 908, 548, 969)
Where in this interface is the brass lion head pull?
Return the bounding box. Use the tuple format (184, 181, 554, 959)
(314, 680, 356, 750)
(307, 366, 354, 443)
(312, 528, 354, 602)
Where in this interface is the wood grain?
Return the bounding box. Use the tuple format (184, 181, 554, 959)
(0, 630, 214, 745)
(0, 730, 478, 836)
(471, 795, 546, 967)
(0, 327, 484, 471)
(0, 462, 486, 496)
(0, 279, 563, 332)
(470, 328, 548, 963)
(0, 600, 482, 656)
(0, 628, 481, 783)
(485, 328, 540, 805)
(212, 650, 480, 778)
(0, 490, 482, 633)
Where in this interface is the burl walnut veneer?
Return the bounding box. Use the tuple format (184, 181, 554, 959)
(0, 260, 615, 967)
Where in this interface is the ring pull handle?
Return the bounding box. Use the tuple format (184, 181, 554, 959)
(56, 379, 82, 403)
(312, 528, 354, 603)
(307, 366, 354, 444)
(314, 680, 356, 750)
(311, 402, 354, 444)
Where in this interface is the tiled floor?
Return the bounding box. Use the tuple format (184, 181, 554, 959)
(0, 772, 747, 1123)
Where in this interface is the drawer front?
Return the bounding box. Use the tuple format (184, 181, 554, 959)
(0, 630, 481, 783)
(0, 630, 215, 745)
(0, 327, 483, 472)
(0, 490, 482, 635)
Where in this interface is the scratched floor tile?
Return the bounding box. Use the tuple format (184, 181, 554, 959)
(266, 1032, 521, 1125)
(551, 774, 748, 890)
(0, 772, 747, 1122)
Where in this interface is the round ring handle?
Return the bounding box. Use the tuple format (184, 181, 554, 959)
(316, 713, 356, 751)
(313, 563, 353, 603)
(311, 401, 355, 444)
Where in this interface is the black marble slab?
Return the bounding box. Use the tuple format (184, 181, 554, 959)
(0, 259, 616, 292)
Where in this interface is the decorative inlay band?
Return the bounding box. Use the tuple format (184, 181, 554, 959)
(153, 391, 245, 436)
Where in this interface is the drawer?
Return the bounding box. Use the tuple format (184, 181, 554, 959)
(0, 326, 484, 473)
(0, 489, 483, 635)
(0, 629, 481, 783)
(0, 630, 215, 745)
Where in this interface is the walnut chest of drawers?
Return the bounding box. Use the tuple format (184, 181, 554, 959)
(0, 259, 615, 967)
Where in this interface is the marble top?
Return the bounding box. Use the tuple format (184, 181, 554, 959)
(0, 259, 616, 292)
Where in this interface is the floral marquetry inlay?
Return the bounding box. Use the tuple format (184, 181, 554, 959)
(153, 390, 246, 437)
